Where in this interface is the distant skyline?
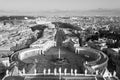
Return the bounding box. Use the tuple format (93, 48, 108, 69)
(0, 0, 120, 11)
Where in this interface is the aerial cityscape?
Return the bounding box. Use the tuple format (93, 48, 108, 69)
(0, 0, 120, 80)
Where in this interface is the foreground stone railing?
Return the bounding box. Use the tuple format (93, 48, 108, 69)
(3, 67, 119, 80)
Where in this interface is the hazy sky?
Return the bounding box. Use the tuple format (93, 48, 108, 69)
(0, 0, 120, 11)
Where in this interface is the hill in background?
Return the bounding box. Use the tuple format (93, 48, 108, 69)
(0, 9, 120, 16)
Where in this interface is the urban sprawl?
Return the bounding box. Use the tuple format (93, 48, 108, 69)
(0, 16, 120, 80)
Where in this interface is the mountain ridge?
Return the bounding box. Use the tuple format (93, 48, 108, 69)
(0, 9, 120, 16)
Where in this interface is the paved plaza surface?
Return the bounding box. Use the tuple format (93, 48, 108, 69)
(18, 47, 85, 74)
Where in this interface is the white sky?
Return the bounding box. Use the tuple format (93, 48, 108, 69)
(0, 0, 120, 11)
